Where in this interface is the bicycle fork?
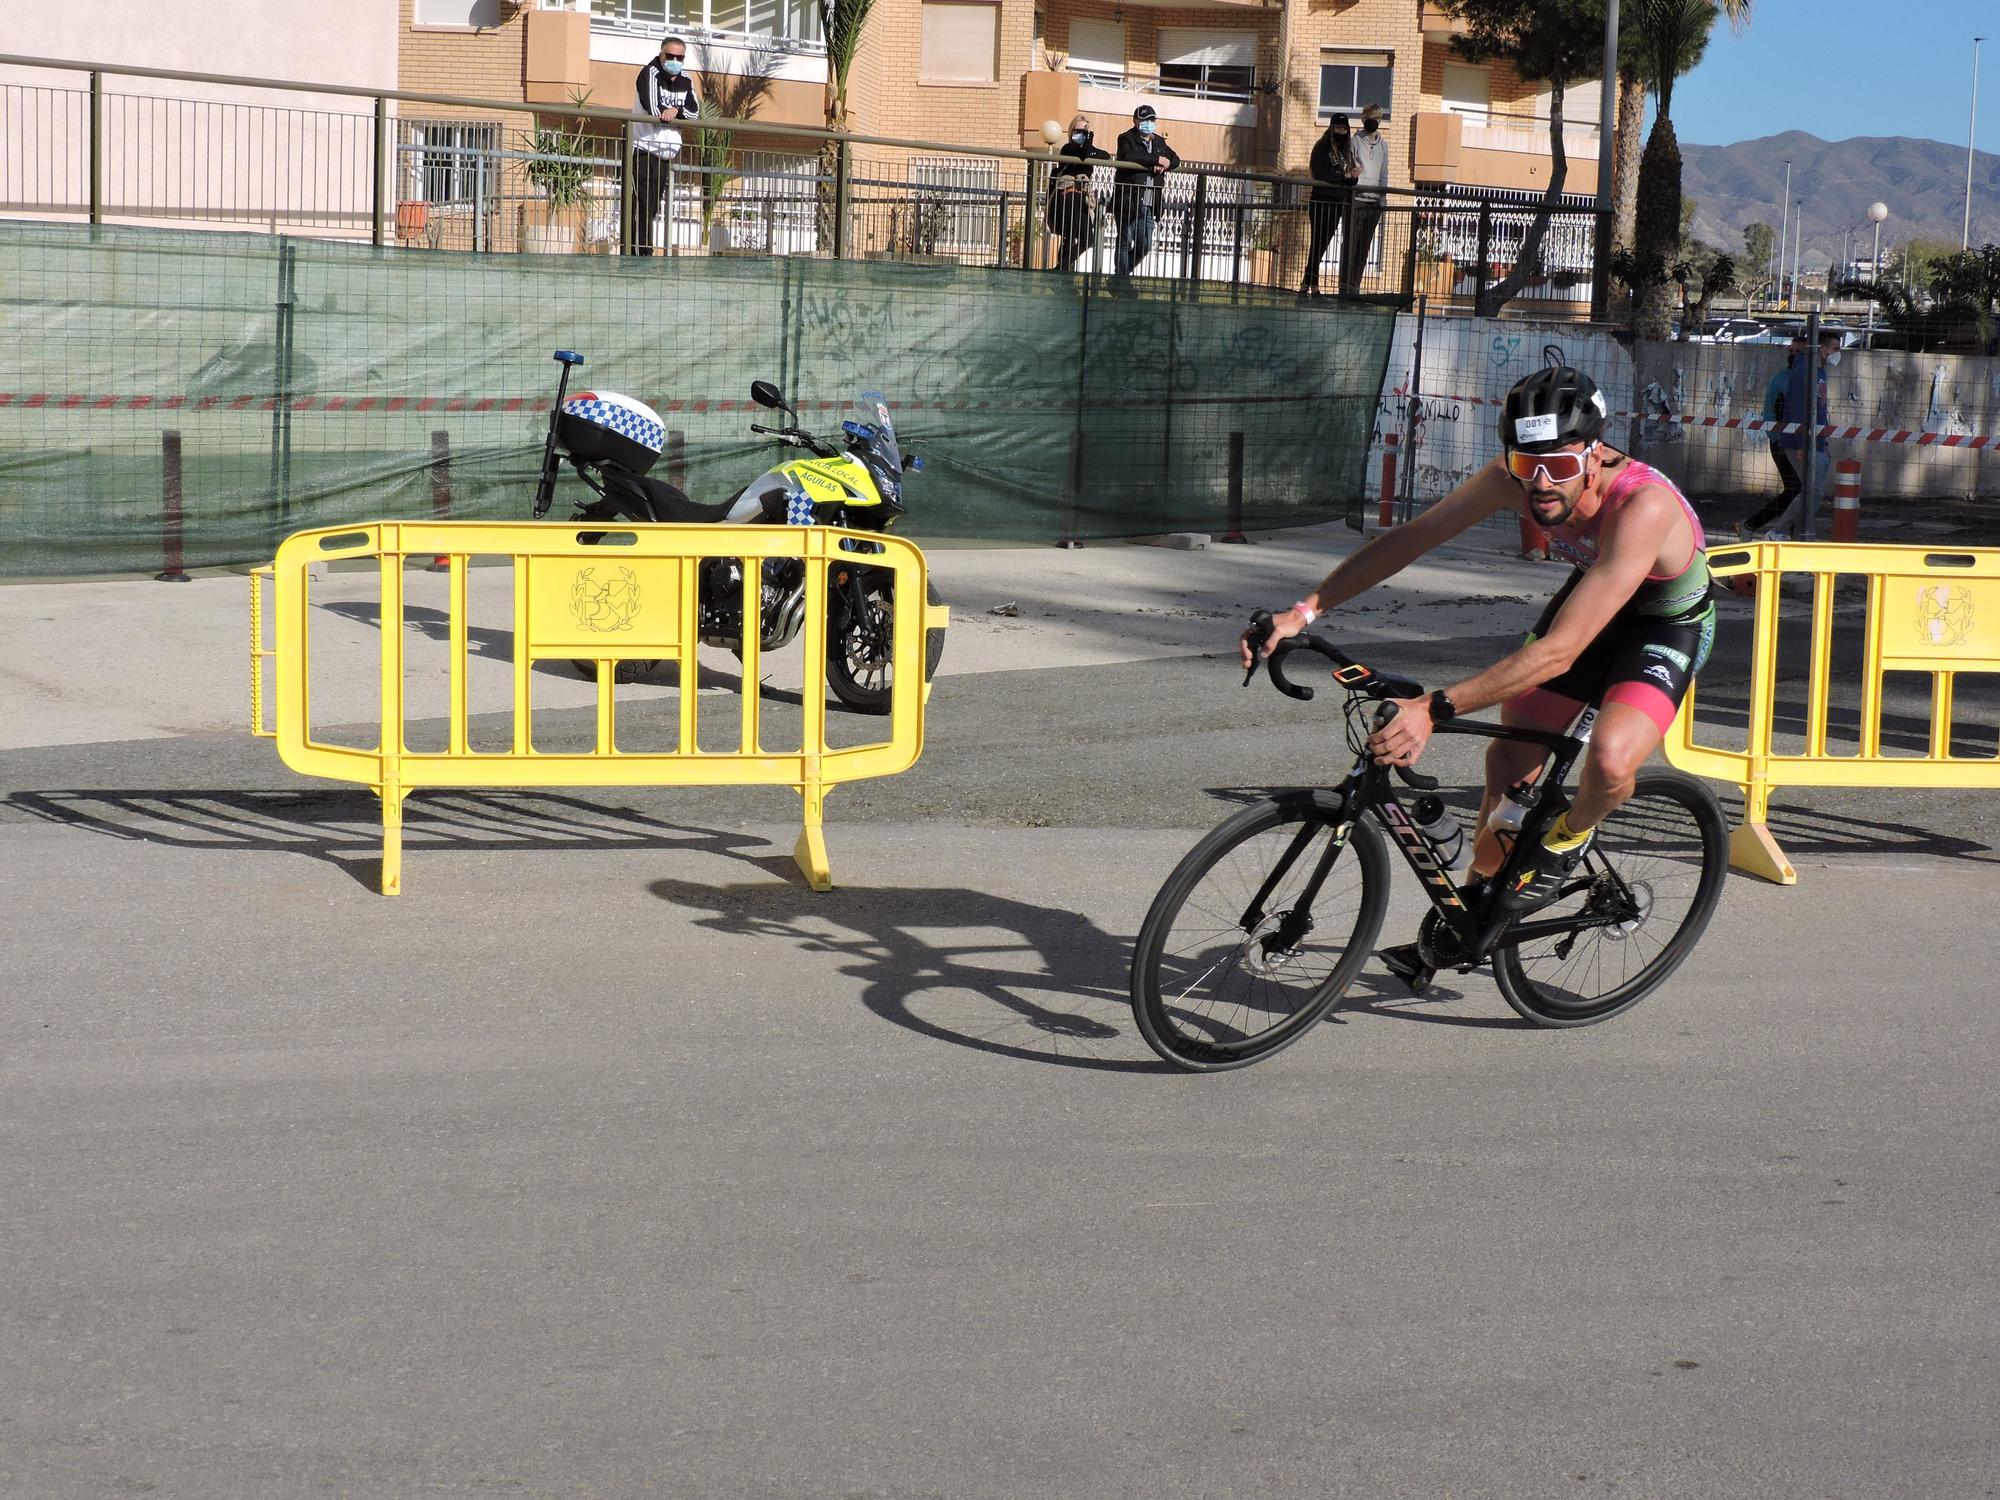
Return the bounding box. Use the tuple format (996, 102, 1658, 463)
(1234, 815, 1354, 972)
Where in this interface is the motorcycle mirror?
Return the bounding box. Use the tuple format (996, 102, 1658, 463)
(750, 380, 786, 411)
(554, 350, 584, 366)
(903, 455, 924, 473)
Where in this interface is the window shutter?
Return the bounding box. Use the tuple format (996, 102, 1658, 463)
(922, 1, 1000, 82)
(1067, 18, 1125, 76)
(1157, 28, 1255, 70)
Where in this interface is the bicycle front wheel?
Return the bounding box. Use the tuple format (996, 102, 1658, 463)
(1130, 795, 1390, 1072)
(1493, 770, 1728, 1028)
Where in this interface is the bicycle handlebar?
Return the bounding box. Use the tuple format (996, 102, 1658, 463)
(1245, 611, 1440, 791)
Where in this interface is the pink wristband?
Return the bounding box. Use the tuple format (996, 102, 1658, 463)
(1292, 601, 1319, 625)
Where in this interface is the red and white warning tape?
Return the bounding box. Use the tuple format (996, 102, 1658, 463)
(1391, 386, 1997, 451)
(0, 391, 1322, 415)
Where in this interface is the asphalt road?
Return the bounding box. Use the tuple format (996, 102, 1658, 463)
(3, 529, 1997, 1498)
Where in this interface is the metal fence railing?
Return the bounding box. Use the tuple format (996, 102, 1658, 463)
(0, 51, 1612, 314)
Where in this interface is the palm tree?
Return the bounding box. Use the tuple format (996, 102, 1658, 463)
(816, 0, 879, 248)
(686, 37, 782, 247)
(1627, 0, 1750, 339)
(1609, 62, 1645, 251)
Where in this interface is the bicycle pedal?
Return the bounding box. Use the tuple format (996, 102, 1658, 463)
(1377, 943, 1435, 998)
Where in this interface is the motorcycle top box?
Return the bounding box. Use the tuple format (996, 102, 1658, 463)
(555, 390, 664, 475)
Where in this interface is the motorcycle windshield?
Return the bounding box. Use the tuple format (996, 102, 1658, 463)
(855, 390, 903, 477)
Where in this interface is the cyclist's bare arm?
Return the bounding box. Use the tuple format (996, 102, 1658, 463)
(1241, 459, 1517, 667)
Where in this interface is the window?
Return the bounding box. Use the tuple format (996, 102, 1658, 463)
(1440, 63, 1488, 124)
(416, 0, 505, 23)
(1318, 50, 1391, 119)
(403, 120, 498, 205)
(592, 0, 821, 45)
(921, 1, 1000, 83)
(1158, 29, 1255, 102)
(1067, 18, 1126, 86)
(910, 156, 1000, 252)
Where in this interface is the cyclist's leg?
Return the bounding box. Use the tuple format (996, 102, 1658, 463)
(1568, 606, 1713, 833)
(1569, 701, 1666, 831)
(1468, 691, 1576, 877)
(1468, 571, 1599, 878)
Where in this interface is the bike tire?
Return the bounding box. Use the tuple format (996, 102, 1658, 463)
(826, 576, 944, 715)
(1492, 770, 1728, 1028)
(1130, 794, 1390, 1072)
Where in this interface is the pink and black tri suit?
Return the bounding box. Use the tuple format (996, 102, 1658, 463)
(1517, 457, 1716, 734)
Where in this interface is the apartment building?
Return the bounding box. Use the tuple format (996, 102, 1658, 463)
(399, 0, 1607, 194)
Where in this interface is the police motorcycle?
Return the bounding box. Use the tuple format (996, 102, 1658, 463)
(531, 350, 944, 713)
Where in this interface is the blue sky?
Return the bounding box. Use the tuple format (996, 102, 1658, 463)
(1670, 0, 1996, 151)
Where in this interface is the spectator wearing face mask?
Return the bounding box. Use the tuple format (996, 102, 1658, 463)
(1112, 104, 1180, 277)
(1047, 113, 1109, 271)
(1339, 103, 1388, 296)
(633, 36, 699, 257)
(1302, 113, 1358, 297)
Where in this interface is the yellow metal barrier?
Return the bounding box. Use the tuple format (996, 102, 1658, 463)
(1667, 540, 2000, 884)
(252, 521, 948, 895)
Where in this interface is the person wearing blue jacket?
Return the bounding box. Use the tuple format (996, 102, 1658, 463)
(1740, 328, 1838, 539)
(1738, 336, 1804, 537)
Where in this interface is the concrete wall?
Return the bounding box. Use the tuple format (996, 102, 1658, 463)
(1, 2, 400, 235)
(1629, 342, 2000, 504)
(1379, 313, 1633, 508)
(0, 1, 399, 97)
(1377, 320, 2000, 522)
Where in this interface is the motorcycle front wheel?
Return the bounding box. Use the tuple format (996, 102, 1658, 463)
(826, 574, 945, 715)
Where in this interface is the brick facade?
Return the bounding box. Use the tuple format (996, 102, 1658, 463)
(396, 1, 1621, 193)
(400, 0, 530, 118)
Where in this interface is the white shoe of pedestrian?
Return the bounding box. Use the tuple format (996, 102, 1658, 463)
(1758, 529, 1789, 542)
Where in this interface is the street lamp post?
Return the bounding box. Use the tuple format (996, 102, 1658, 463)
(1791, 202, 1804, 308)
(1966, 37, 1985, 251)
(1867, 200, 1888, 339)
(1778, 159, 1792, 305)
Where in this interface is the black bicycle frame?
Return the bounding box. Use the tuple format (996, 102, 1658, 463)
(1323, 711, 1638, 966)
(1246, 628, 1647, 969)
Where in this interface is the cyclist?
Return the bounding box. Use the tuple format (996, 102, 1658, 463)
(1242, 365, 1714, 911)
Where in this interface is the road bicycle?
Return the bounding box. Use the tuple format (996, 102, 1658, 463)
(1128, 617, 1729, 1072)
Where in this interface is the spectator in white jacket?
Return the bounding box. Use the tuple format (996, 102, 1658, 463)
(1339, 102, 1388, 296)
(633, 37, 699, 257)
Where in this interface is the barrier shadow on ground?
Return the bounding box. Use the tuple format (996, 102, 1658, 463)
(7, 789, 772, 893)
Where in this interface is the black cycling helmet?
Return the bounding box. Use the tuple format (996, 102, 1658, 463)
(1498, 365, 1607, 453)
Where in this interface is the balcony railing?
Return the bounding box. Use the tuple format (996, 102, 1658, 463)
(0, 51, 1611, 315)
(1458, 107, 1600, 157)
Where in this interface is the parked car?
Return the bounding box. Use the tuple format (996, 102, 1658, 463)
(1692, 317, 1769, 344)
(1733, 324, 1863, 348)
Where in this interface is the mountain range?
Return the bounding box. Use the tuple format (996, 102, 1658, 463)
(1677, 132, 2000, 274)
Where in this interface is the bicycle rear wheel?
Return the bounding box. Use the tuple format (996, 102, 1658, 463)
(1130, 795, 1390, 1072)
(1493, 770, 1727, 1027)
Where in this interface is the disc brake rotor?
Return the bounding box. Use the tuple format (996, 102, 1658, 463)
(1241, 911, 1308, 978)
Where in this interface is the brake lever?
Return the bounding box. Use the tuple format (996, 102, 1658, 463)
(1368, 700, 1441, 790)
(1241, 609, 1274, 686)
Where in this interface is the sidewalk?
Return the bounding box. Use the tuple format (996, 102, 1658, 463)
(0, 523, 1564, 753)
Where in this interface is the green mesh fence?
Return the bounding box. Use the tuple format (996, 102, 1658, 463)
(0, 221, 1395, 577)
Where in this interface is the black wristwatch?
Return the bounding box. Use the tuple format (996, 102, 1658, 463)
(1428, 689, 1457, 724)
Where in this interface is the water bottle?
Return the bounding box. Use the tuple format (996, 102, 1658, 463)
(1410, 795, 1474, 878)
(1486, 778, 1541, 837)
